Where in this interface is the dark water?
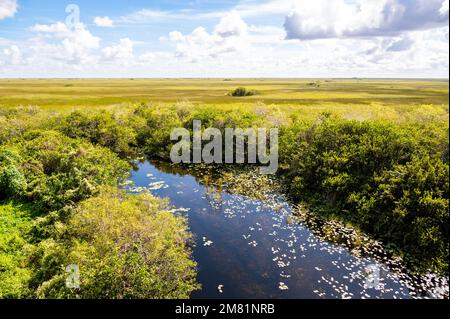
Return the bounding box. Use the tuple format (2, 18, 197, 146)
(125, 160, 445, 299)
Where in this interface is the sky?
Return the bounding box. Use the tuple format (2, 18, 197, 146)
(0, 0, 448, 78)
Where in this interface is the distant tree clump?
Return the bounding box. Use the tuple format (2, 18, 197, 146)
(230, 87, 257, 97)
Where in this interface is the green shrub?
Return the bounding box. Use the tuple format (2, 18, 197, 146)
(0, 148, 27, 199)
(4, 130, 130, 210)
(186, 106, 261, 129)
(230, 87, 257, 97)
(0, 202, 34, 298)
(30, 188, 199, 299)
(60, 111, 137, 158)
(363, 155, 448, 273)
(131, 103, 266, 160)
(132, 104, 184, 159)
(280, 116, 449, 274)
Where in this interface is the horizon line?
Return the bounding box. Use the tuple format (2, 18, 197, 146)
(0, 77, 449, 81)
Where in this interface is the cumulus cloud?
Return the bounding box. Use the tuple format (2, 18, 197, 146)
(94, 16, 114, 27)
(31, 22, 100, 63)
(169, 31, 184, 42)
(284, 0, 449, 40)
(1, 0, 447, 78)
(102, 38, 134, 60)
(0, 0, 17, 20)
(31, 22, 70, 35)
(386, 35, 414, 52)
(27, 22, 142, 69)
(3, 45, 22, 64)
(138, 52, 156, 63)
(169, 12, 249, 61)
(214, 11, 248, 37)
(441, 0, 449, 16)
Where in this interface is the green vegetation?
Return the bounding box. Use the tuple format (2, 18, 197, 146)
(0, 78, 448, 298)
(59, 111, 137, 158)
(278, 117, 449, 274)
(0, 79, 448, 109)
(0, 202, 35, 298)
(0, 103, 199, 299)
(1, 130, 130, 210)
(230, 87, 257, 97)
(29, 188, 198, 299)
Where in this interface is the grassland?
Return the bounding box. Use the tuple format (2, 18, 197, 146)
(0, 78, 448, 111)
(1, 79, 448, 130)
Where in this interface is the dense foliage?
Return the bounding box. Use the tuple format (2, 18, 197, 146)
(59, 111, 137, 158)
(0, 108, 199, 299)
(1, 130, 130, 210)
(279, 116, 449, 274)
(132, 103, 262, 160)
(0, 202, 34, 298)
(230, 87, 257, 97)
(29, 188, 198, 299)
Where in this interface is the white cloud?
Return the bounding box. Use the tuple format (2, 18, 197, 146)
(284, 0, 449, 40)
(11, 21, 149, 73)
(119, 0, 293, 22)
(1, 0, 448, 78)
(214, 11, 248, 37)
(169, 12, 249, 61)
(441, 0, 449, 16)
(31, 22, 100, 63)
(31, 22, 70, 35)
(3, 45, 22, 64)
(0, 0, 17, 20)
(170, 27, 218, 60)
(233, 0, 294, 18)
(169, 31, 184, 42)
(102, 38, 134, 60)
(120, 8, 223, 23)
(386, 35, 414, 52)
(120, 9, 182, 23)
(138, 52, 156, 62)
(94, 16, 114, 27)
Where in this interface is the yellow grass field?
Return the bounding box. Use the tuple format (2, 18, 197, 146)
(1, 78, 448, 123)
(0, 78, 447, 106)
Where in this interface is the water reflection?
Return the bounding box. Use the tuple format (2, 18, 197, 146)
(125, 160, 448, 299)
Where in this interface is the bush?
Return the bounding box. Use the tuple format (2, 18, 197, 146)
(60, 111, 137, 158)
(230, 87, 257, 97)
(280, 116, 449, 274)
(0, 202, 34, 298)
(130, 103, 267, 160)
(3, 130, 130, 210)
(363, 155, 449, 273)
(132, 104, 184, 159)
(0, 148, 27, 199)
(30, 188, 199, 299)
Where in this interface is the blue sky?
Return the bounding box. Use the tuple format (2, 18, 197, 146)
(0, 0, 448, 78)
